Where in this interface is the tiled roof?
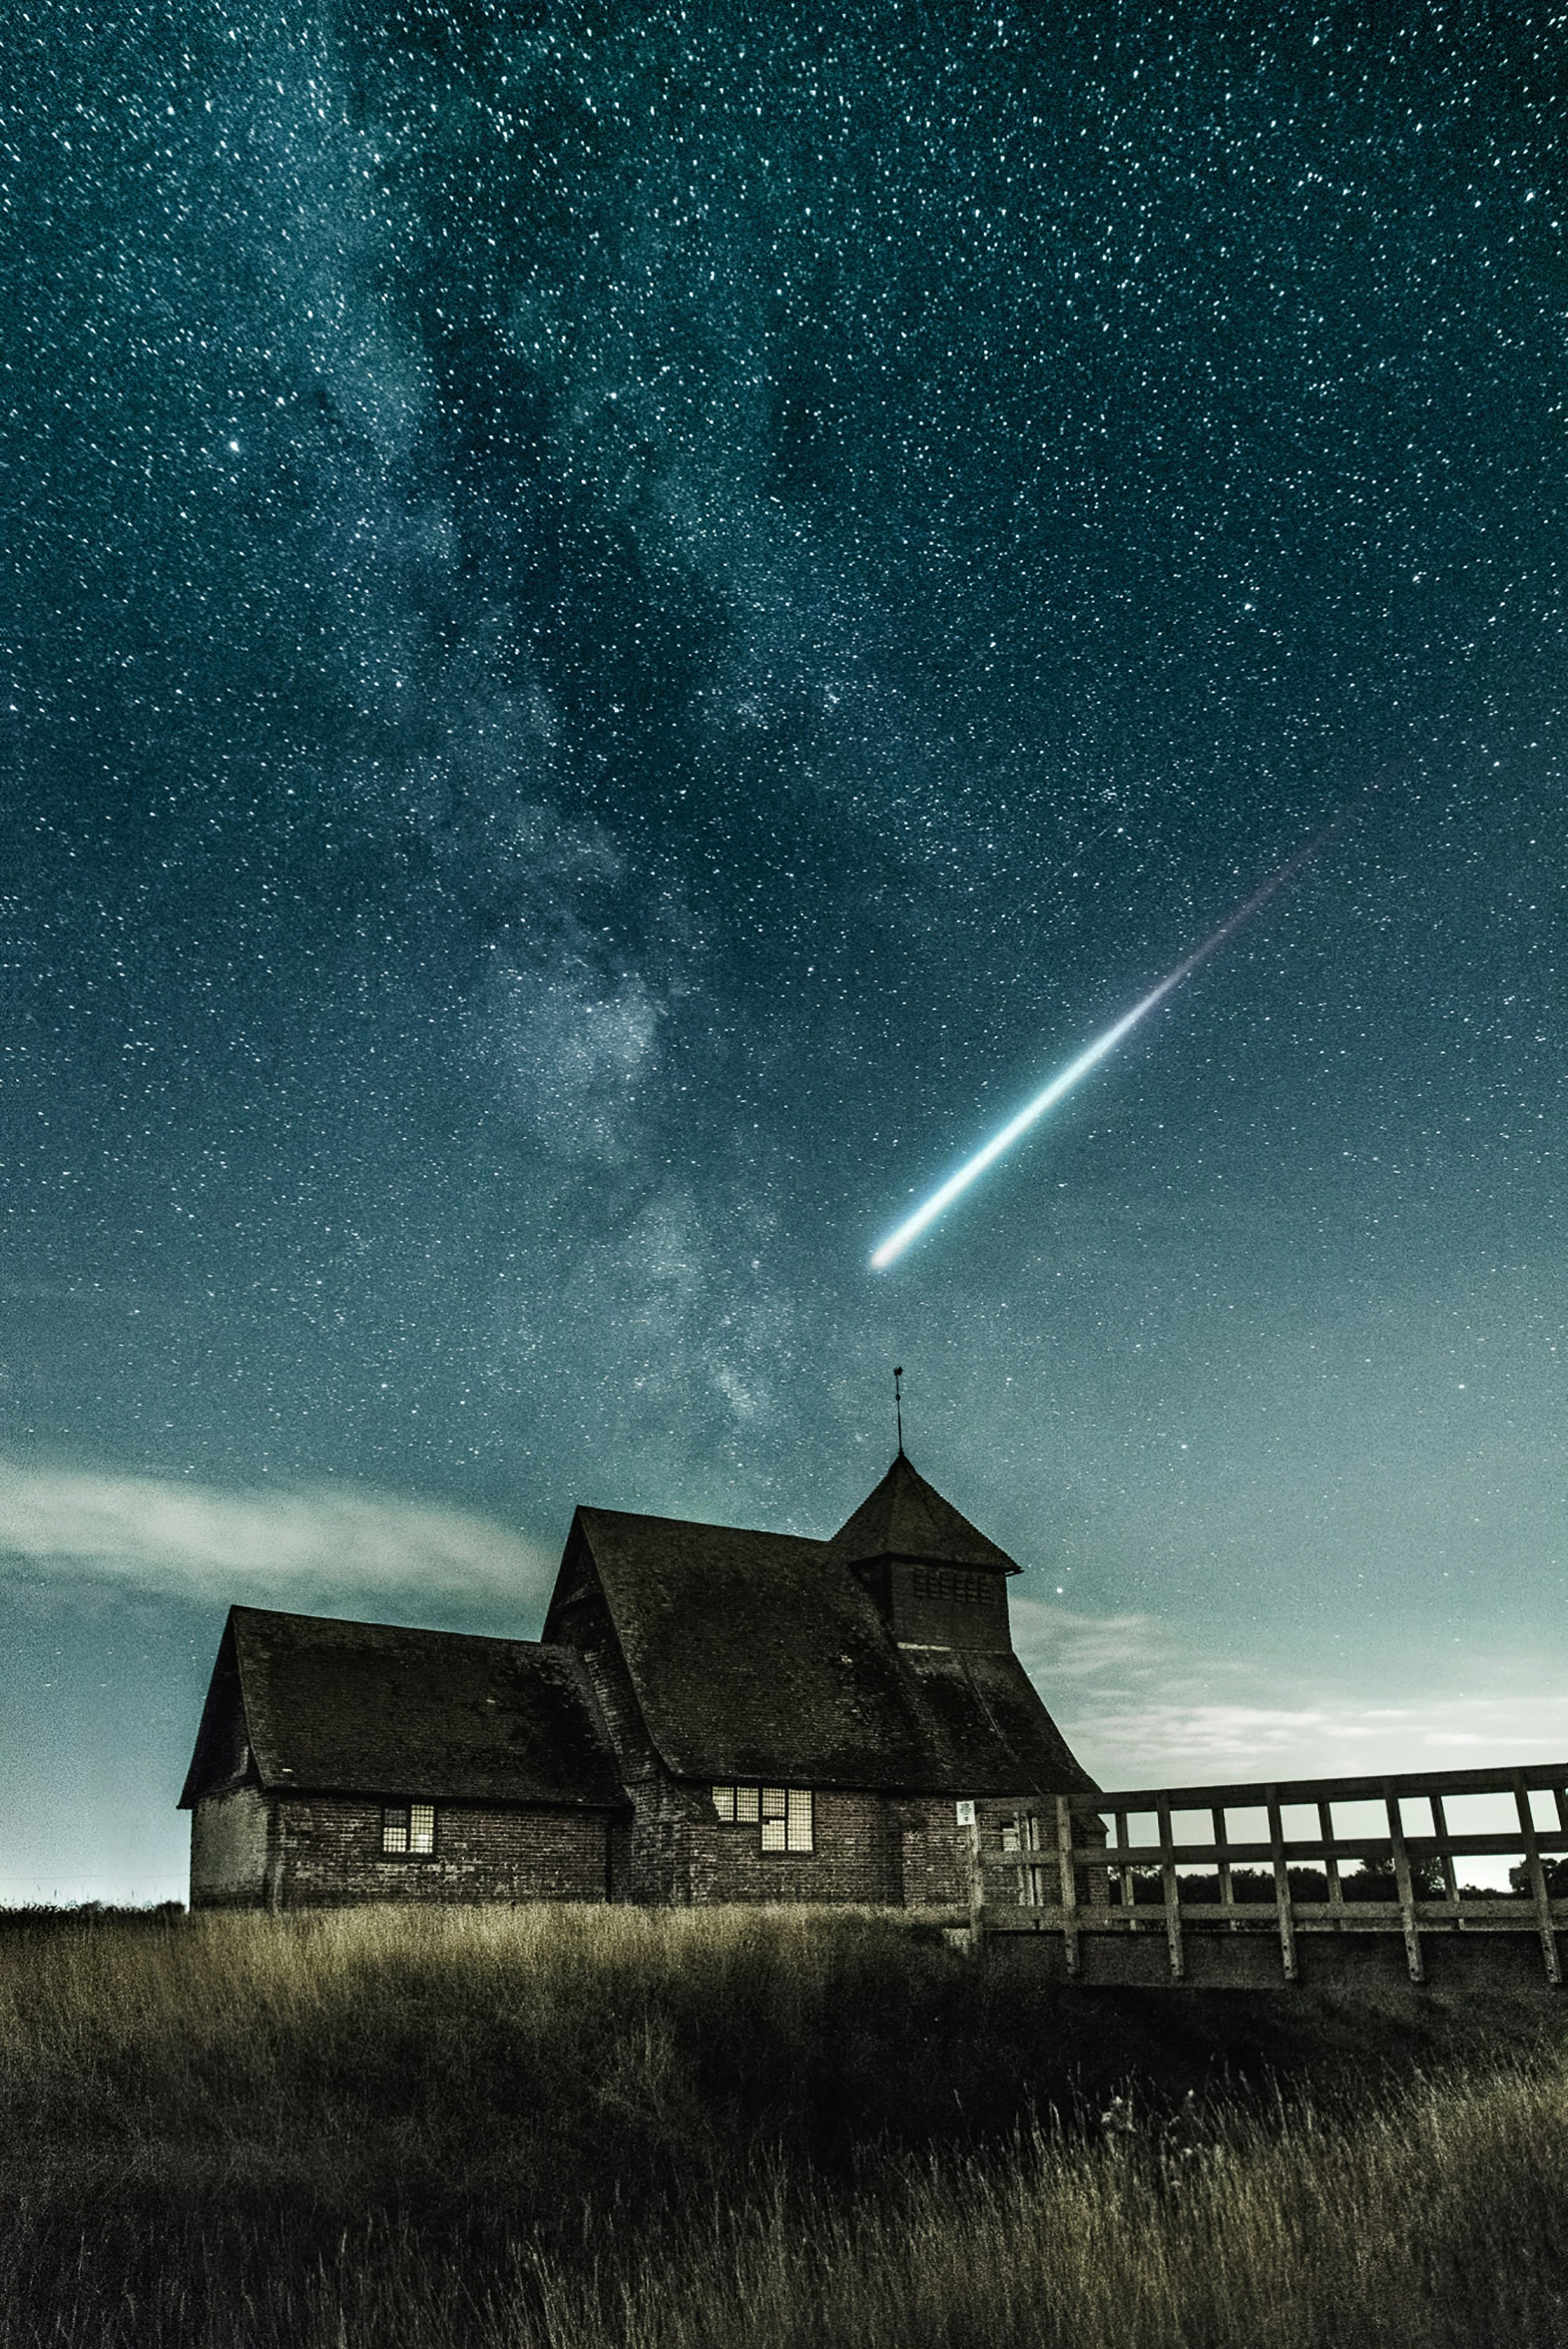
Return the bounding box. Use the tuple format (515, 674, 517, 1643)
(826, 1452, 1021, 1573)
(563, 1492, 1092, 1796)
(180, 1607, 627, 1809)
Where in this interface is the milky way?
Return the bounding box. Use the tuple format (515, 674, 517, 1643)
(5, 3, 1568, 1892)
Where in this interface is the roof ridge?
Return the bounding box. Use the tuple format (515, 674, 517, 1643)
(575, 1502, 830, 1548)
(229, 1605, 552, 1652)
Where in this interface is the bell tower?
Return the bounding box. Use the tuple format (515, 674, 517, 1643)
(826, 1453, 1020, 1654)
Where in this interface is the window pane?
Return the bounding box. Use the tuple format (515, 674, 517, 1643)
(760, 1817, 787, 1851)
(713, 1785, 736, 1821)
(409, 1803, 435, 1855)
(761, 1786, 787, 1819)
(735, 1785, 760, 1822)
(382, 1806, 410, 1855)
(786, 1788, 814, 1853)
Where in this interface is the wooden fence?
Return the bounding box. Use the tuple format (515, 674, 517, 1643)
(967, 1760, 1568, 1986)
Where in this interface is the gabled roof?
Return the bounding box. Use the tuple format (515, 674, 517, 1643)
(179, 1607, 626, 1810)
(559, 1499, 1093, 1796)
(825, 1452, 1021, 1574)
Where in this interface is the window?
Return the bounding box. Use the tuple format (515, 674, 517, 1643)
(382, 1803, 435, 1856)
(711, 1784, 813, 1853)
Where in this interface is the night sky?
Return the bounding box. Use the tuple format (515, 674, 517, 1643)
(5, 2, 1566, 1901)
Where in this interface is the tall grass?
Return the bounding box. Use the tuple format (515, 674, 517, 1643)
(525, 2065, 1568, 2349)
(2, 1906, 1563, 2347)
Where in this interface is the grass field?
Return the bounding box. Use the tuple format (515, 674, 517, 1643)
(2, 1904, 1565, 2347)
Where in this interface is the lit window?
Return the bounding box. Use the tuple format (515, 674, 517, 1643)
(382, 1803, 436, 1857)
(710, 1785, 813, 1853)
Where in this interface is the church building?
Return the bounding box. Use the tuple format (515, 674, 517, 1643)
(180, 1452, 1095, 1909)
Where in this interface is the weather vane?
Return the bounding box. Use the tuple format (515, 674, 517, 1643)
(893, 1366, 905, 1455)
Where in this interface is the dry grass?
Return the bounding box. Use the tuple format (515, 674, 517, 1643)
(2, 1904, 1564, 2347)
(527, 2067, 1568, 2349)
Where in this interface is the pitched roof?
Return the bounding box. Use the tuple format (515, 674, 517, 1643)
(826, 1452, 1021, 1574)
(180, 1607, 626, 1809)
(899, 1647, 1094, 1794)
(564, 1501, 1093, 1796)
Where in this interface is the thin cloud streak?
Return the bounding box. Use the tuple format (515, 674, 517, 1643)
(1056, 1690, 1568, 1787)
(1013, 1595, 1568, 1788)
(0, 1460, 555, 1611)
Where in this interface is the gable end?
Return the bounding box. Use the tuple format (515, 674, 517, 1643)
(179, 1614, 255, 1808)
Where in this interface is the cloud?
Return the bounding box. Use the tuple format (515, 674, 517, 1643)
(1009, 1589, 1568, 1792)
(1050, 1684, 1568, 1790)
(0, 1461, 555, 1612)
(1011, 1596, 1179, 1686)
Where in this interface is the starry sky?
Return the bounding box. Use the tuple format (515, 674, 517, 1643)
(5, 0, 1567, 1901)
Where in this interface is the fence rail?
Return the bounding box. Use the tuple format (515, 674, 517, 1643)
(966, 1761, 1568, 1986)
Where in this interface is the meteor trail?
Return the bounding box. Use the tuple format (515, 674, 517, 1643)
(869, 788, 1380, 1270)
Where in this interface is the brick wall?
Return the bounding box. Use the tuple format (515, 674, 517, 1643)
(639, 1784, 971, 1908)
(190, 1786, 271, 1908)
(683, 1786, 897, 1904)
(269, 1796, 616, 1908)
(201, 1784, 1038, 1912)
(895, 1795, 970, 1907)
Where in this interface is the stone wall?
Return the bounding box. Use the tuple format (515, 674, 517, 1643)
(267, 1796, 615, 1908)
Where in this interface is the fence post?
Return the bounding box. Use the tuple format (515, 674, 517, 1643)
(965, 1810, 985, 1949)
(1115, 1809, 1134, 1924)
(1385, 1783, 1425, 1985)
(1319, 1797, 1345, 1931)
(1428, 1791, 1461, 1919)
(1214, 1805, 1237, 1933)
(1011, 1809, 1045, 1909)
(1055, 1795, 1080, 1979)
(1512, 1771, 1561, 1987)
(1266, 1786, 1298, 1984)
(1156, 1794, 1185, 1982)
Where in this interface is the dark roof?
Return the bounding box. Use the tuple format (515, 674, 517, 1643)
(900, 1647, 1094, 1794)
(826, 1453, 1021, 1574)
(180, 1607, 626, 1809)
(565, 1501, 1093, 1796)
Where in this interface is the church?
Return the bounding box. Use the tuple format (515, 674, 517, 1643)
(180, 1451, 1096, 1909)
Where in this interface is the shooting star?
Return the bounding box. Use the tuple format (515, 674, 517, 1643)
(869, 786, 1381, 1271)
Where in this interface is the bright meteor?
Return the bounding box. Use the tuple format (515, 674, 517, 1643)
(869, 789, 1380, 1270)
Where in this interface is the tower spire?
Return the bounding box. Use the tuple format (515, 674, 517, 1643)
(893, 1366, 905, 1456)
